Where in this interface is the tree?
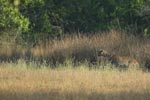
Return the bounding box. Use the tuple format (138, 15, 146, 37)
(0, 0, 29, 32)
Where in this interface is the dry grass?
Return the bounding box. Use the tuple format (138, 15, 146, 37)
(0, 62, 150, 100)
(0, 30, 150, 100)
(0, 30, 150, 68)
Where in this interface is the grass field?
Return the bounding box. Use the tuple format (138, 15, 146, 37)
(0, 30, 150, 100)
(1, 30, 150, 68)
(0, 62, 150, 100)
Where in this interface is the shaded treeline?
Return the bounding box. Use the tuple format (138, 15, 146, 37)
(1, 0, 150, 41)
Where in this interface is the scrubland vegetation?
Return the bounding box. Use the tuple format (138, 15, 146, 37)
(0, 62, 150, 100)
(1, 0, 150, 100)
(0, 30, 150, 69)
(0, 30, 150, 100)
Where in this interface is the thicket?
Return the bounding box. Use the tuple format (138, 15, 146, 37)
(1, 0, 150, 42)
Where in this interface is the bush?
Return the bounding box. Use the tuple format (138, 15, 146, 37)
(0, 0, 29, 32)
(1, 0, 150, 41)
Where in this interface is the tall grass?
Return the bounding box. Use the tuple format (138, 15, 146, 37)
(0, 30, 150, 100)
(0, 30, 150, 68)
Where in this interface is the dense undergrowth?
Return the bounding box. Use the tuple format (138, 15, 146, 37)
(0, 30, 150, 69)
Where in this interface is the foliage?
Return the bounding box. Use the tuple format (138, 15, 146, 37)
(0, 0, 29, 32)
(0, 0, 150, 39)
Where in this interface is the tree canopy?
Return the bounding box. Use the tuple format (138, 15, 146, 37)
(0, 0, 150, 38)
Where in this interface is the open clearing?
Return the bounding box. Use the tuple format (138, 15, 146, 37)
(0, 65, 150, 100)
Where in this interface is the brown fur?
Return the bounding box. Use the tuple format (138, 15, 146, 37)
(97, 49, 139, 69)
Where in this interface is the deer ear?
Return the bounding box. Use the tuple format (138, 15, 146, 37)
(99, 49, 103, 53)
(98, 49, 103, 56)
